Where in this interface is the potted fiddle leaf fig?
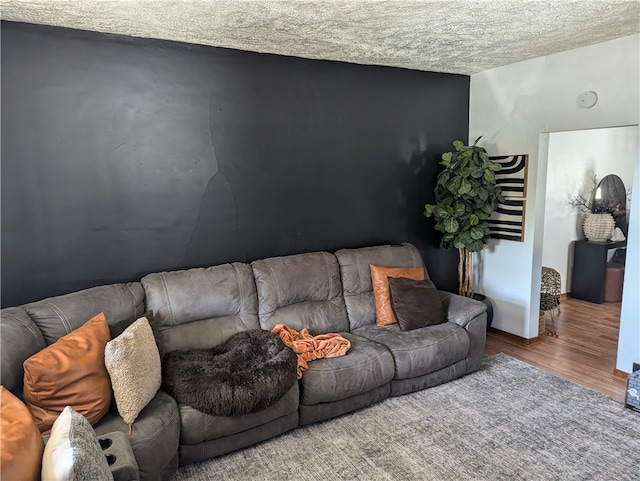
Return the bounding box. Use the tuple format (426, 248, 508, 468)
(424, 137, 503, 300)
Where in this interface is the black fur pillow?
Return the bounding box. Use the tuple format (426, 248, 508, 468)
(162, 329, 297, 417)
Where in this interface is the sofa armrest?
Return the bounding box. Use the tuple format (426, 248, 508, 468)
(98, 431, 140, 481)
(438, 290, 486, 328)
(438, 290, 487, 374)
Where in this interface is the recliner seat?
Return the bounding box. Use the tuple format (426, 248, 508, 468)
(335, 243, 487, 396)
(251, 251, 395, 425)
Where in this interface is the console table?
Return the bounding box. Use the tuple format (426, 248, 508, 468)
(571, 240, 626, 303)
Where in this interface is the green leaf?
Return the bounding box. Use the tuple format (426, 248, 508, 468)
(470, 166, 484, 179)
(470, 226, 484, 240)
(424, 204, 435, 217)
(437, 171, 451, 186)
(434, 205, 449, 219)
(447, 176, 462, 193)
(489, 162, 502, 172)
(484, 170, 495, 182)
(477, 189, 489, 201)
(469, 214, 479, 226)
(443, 217, 459, 233)
(467, 240, 485, 252)
(453, 202, 465, 217)
(453, 140, 464, 151)
(453, 238, 465, 249)
(442, 233, 455, 243)
(458, 178, 472, 195)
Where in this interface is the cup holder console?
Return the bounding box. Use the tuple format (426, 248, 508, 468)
(96, 431, 139, 480)
(99, 438, 113, 450)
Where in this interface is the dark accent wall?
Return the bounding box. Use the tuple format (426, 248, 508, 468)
(1, 21, 468, 308)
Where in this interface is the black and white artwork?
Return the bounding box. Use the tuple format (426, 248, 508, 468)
(491, 154, 528, 198)
(489, 154, 528, 242)
(489, 199, 526, 241)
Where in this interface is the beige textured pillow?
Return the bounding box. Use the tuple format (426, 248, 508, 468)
(104, 316, 161, 433)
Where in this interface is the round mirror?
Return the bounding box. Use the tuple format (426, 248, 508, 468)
(593, 174, 627, 236)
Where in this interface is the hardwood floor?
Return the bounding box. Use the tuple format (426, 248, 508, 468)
(483, 297, 628, 402)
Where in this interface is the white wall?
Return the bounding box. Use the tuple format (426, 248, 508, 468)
(617, 137, 640, 372)
(543, 126, 638, 293)
(469, 34, 640, 346)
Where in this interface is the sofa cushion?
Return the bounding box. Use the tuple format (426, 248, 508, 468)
(0, 307, 47, 394)
(369, 264, 425, 326)
(23, 313, 111, 434)
(0, 386, 44, 481)
(352, 322, 469, 380)
(105, 315, 161, 430)
(298, 332, 395, 406)
(335, 243, 426, 330)
(23, 283, 145, 346)
(94, 390, 180, 481)
(179, 383, 299, 445)
(141, 263, 259, 353)
(252, 251, 349, 334)
(42, 406, 112, 481)
(388, 277, 444, 330)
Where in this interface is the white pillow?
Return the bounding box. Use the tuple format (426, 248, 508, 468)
(105, 316, 161, 432)
(41, 406, 112, 481)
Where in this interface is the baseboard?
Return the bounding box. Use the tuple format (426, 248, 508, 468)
(613, 368, 629, 380)
(488, 327, 541, 345)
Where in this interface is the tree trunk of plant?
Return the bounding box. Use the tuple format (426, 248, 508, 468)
(458, 248, 464, 296)
(458, 248, 475, 298)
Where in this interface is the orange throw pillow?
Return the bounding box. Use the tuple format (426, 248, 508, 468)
(369, 264, 425, 326)
(23, 312, 111, 434)
(0, 386, 44, 481)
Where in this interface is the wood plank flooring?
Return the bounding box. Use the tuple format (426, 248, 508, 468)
(483, 297, 627, 402)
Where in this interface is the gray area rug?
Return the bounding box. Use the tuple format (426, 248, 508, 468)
(173, 354, 640, 481)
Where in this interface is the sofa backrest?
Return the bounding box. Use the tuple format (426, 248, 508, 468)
(334, 243, 427, 330)
(0, 307, 47, 395)
(251, 251, 349, 334)
(22, 283, 145, 346)
(1, 282, 144, 395)
(141, 263, 259, 354)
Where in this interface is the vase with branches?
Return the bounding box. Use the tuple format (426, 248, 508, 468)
(424, 137, 504, 298)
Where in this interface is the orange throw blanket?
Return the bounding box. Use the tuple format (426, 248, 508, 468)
(272, 324, 351, 379)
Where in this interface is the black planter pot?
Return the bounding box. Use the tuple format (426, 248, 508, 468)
(472, 293, 493, 330)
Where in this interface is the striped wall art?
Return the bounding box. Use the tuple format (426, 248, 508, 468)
(488, 154, 528, 242)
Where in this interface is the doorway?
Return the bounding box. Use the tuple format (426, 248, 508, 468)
(535, 125, 638, 377)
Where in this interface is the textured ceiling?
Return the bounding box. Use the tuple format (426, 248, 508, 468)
(2, 0, 639, 75)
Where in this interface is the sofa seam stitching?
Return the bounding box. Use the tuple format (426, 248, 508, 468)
(321, 253, 334, 300)
(160, 274, 176, 327)
(124, 283, 139, 316)
(265, 262, 282, 316)
(3, 312, 47, 350)
(43, 302, 72, 335)
(354, 250, 365, 294)
(130, 410, 180, 446)
(232, 263, 247, 329)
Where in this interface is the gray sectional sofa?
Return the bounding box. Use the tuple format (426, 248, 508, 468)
(1, 243, 487, 481)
